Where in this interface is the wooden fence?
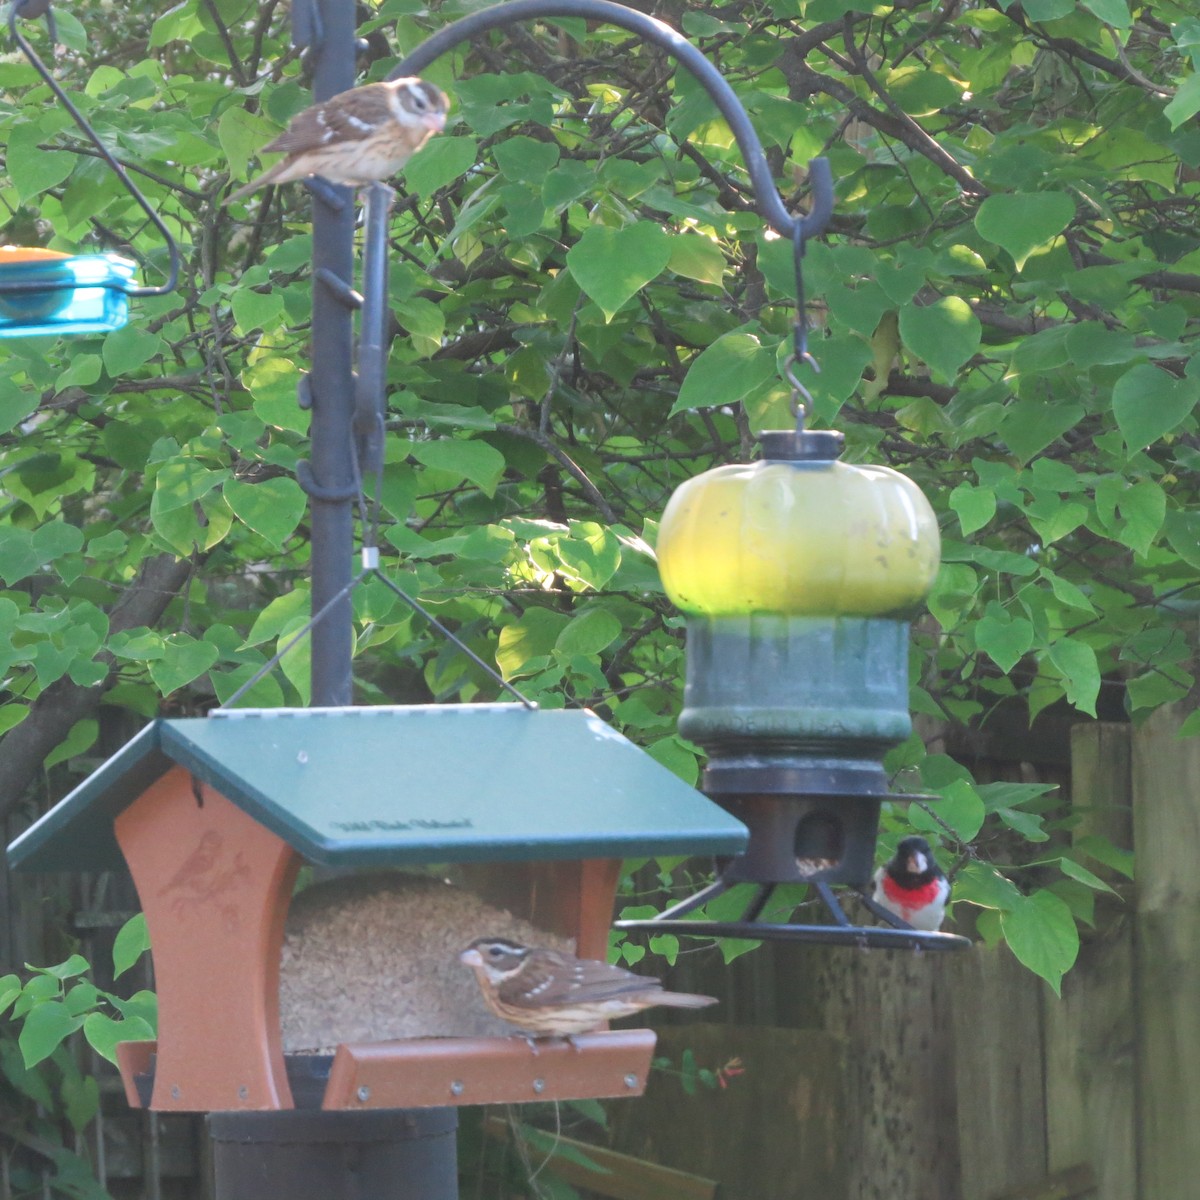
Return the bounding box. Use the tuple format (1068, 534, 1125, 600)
(608, 709, 1195, 1200)
(3, 707, 1196, 1199)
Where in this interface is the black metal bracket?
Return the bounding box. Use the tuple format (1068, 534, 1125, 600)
(615, 877, 971, 951)
(389, 0, 834, 245)
(8, 0, 180, 296)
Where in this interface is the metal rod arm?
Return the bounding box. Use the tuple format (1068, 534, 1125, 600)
(9, 0, 180, 296)
(389, 0, 833, 243)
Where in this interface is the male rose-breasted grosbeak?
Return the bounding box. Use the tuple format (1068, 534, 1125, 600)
(871, 835, 951, 931)
(459, 937, 718, 1038)
(223, 77, 448, 204)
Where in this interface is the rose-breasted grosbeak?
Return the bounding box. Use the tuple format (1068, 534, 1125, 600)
(223, 77, 448, 204)
(872, 835, 951, 931)
(459, 937, 718, 1038)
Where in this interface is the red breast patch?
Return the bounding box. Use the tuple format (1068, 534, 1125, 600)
(882, 873, 944, 912)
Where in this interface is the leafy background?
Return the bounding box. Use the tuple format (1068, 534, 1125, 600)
(1, 0, 1196, 1019)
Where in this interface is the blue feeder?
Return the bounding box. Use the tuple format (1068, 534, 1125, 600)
(0, 248, 138, 338)
(0, 0, 179, 336)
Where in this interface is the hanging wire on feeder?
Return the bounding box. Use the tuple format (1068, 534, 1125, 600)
(784, 219, 821, 435)
(217, 432, 537, 713)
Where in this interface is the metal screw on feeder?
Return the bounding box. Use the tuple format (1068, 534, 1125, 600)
(0, 0, 179, 337)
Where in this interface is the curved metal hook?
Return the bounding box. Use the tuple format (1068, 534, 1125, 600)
(8, 0, 180, 297)
(389, 0, 834, 243)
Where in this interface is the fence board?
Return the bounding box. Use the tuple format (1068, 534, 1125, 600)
(943, 941, 1047, 1200)
(1040, 724, 1135, 1200)
(1130, 706, 1200, 1200)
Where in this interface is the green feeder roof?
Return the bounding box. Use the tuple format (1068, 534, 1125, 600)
(7, 705, 748, 873)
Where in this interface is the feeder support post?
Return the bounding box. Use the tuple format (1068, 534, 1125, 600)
(305, 0, 359, 708)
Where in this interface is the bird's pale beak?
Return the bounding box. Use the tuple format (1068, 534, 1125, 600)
(424, 110, 447, 134)
(908, 851, 928, 874)
(459, 948, 482, 967)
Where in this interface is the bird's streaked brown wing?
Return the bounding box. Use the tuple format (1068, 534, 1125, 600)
(263, 85, 394, 155)
(495, 951, 665, 1010)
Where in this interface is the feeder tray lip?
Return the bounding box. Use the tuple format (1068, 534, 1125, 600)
(0, 250, 137, 336)
(614, 916, 972, 951)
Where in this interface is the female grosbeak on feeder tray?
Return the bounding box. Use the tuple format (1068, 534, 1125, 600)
(460, 937, 717, 1039)
(223, 77, 449, 204)
(872, 835, 951, 931)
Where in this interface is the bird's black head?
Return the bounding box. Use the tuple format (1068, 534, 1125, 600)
(890, 835, 941, 882)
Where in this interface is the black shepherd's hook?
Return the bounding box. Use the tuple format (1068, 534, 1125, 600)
(389, 0, 835, 247)
(8, 0, 180, 296)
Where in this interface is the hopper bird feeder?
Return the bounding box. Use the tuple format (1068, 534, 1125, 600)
(0, 0, 178, 337)
(617, 423, 972, 951)
(7, 704, 747, 1113)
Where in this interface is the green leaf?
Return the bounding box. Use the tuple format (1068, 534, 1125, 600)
(953, 861, 1023, 910)
(83, 1012, 156, 1066)
(231, 287, 285, 334)
(6, 123, 75, 203)
(493, 134, 560, 182)
(975, 602, 1034, 673)
(1075, 835, 1134, 879)
(223, 477, 307, 549)
(497, 608, 570, 679)
(898, 297, 981, 381)
(910, 779, 986, 841)
(1164, 73, 1200, 130)
(244, 588, 311, 648)
(566, 222, 672, 321)
(0, 377, 39, 435)
(644, 735, 700, 786)
(555, 608, 623, 658)
(219, 107, 280, 183)
(44, 718, 99, 770)
(402, 135, 478, 196)
(999, 890, 1079, 994)
(1057, 857, 1118, 894)
(1047, 639, 1101, 716)
(148, 633, 219, 696)
(61, 1072, 100, 1132)
(28, 955, 91, 981)
(974, 192, 1075, 269)
(1112, 363, 1200, 451)
(19, 1001, 85, 1069)
(948, 482, 995, 535)
(1081, 0, 1130, 27)
(672, 330, 777, 415)
(58, 355, 103, 389)
(668, 233, 727, 285)
(998, 401, 1085, 464)
(103, 326, 163, 377)
(113, 913, 151, 979)
(408, 438, 506, 497)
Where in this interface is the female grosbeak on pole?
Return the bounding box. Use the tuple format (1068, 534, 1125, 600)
(460, 937, 717, 1038)
(223, 77, 449, 204)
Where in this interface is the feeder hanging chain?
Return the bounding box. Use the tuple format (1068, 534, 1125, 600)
(785, 221, 821, 431)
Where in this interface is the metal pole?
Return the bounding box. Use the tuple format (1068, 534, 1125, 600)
(306, 0, 358, 708)
(211, 6, 459, 1197)
(209, 1111, 458, 1200)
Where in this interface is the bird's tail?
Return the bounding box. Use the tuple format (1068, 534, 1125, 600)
(222, 162, 286, 207)
(653, 991, 719, 1009)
